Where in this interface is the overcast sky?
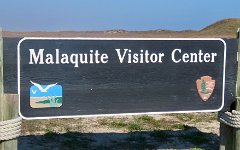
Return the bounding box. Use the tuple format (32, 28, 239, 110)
(0, 0, 240, 31)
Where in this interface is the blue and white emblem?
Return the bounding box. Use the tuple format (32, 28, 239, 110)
(30, 81, 62, 108)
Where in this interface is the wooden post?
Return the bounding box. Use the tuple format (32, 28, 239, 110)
(0, 94, 19, 150)
(0, 29, 19, 150)
(219, 30, 240, 150)
(234, 29, 240, 150)
(219, 122, 233, 150)
(0, 28, 3, 94)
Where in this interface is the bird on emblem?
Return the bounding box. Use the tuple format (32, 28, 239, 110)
(30, 81, 57, 92)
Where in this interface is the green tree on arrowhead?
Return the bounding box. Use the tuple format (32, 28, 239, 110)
(201, 79, 210, 94)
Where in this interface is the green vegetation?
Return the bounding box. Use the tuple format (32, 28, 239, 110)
(190, 148, 203, 150)
(22, 113, 217, 134)
(137, 115, 155, 122)
(99, 115, 194, 132)
(171, 113, 217, 123)
(171, 124, 191, 130)
(21, 118, 83, 134)
(44, 128, 56, 136)
(36, 97, 62, 104)
(128, 122, 143, 131)
(110, 119, 128, 128)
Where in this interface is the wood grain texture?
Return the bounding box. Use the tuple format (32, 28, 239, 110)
(219, 122, 233, 150)
(234, 30, 240, 150)
(219, 38, 237, 150)
(0, 29, 3, 94)
(0, 31, 18, 150)
(0, 94, 19, 150)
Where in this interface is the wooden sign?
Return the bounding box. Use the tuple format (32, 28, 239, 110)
(18, 38, 226, 119)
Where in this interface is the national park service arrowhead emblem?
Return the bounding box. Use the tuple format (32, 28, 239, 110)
(196, 76, 215, 101)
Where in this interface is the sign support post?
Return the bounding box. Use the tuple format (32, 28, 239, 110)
(219, 29, 240, 150)
(0, 28, 3, 93)
(219, 122, 233, 150)
(0, 29, 18, 150)
(234, 29, 240, 150)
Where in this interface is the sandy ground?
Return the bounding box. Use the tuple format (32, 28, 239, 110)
(19, 113, 220, 150)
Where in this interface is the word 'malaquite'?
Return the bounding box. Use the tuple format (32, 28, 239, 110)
(29, 48, 217, 67)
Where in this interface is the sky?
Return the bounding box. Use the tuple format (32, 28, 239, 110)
(30, 85, 62, 97)
(0, 0, 240, 31)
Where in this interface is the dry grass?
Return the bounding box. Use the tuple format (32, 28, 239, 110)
(3, 18, 240, 38)
(200, 18, 240, 36)
(21, 113, 218, 135)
